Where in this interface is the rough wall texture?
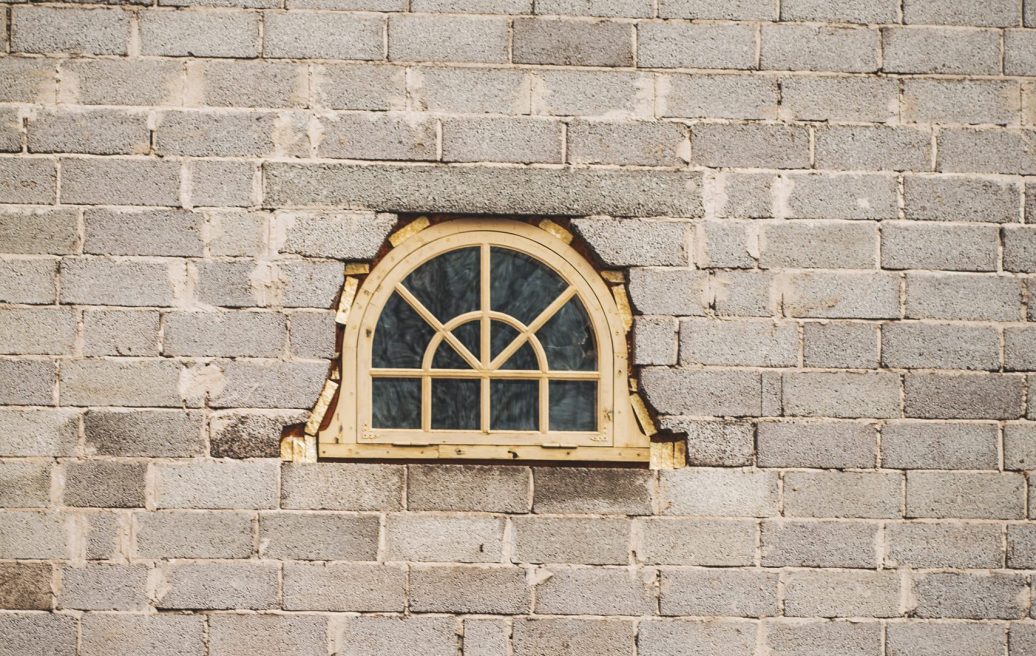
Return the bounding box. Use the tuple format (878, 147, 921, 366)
(2, 0, 1036, 654)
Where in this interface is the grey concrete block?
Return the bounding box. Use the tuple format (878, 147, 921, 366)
(211, 409, 307, 459)
(913, 572, 1028, 619)
(784, 471, 902, 519)
(80, 615, 206, 656)
(782, 0, 896, 22)
(194, 260, 265, 308)
(512, 619, 634, 656)
(512, 516, 629, 564)
(277, 259, 344, 308)
(661, 569, 778, 617)
(783, 372, 900, 419)
(316, 63, 406, 111)
(61, 359, 181, 407)
(713, 270, 777, 317)
(570, 120, 687, 166)
(0, 359, 54, 405)
(533, 467, 651, 515)
(210, 359, 328, 409)
(883, 26, 1001, 74)
(802, 321, 879, 368)
(140, 9, 261, 57)
(1003, 226, 1036, 272)
(1006, 29, 1036, 75)
(156, 110, 306, 158)
(638, 22, 757, 69)
(662, 418, 754, 466)
(0, 158, 56, 204)
(642, 367, 762, 417)
(882, 222, 999, 272)
(761, 221, 877, 269)
(783, 271, 900, 319)
(533, 69, 653, 117)
(573, 218, 688, 267)
(190, 59, 308, 108)
(164, 311, 286, 357)
(157, 561, 279, 610)
(761, 24, 880, 72)
(463, 618, 510, 656)
(386, 514, 505, 563)
(639, 619, 757, 656)
(84, 208, 203, 256)
(907, 471, 1025, 519)
(939, 128, 1036, 175)
(783, 570, 900, 618)
(264, 162, 702, 217)
(64, 461, 146, 508)
(816, 125, 931, 171)
(904, 373, 1025, 419)
(680, 319, 796, 367)
(693, 124, 810, 169)
(785, 172, 899, 221)
(210, 615, 327, 656)
(319, 113, 437, 161)
(535, 0, 648, 16)
(0, 208, 77, 255)
(697, 220, 756, 269)
(289, 311, 336, 359)
(283, 562, 406, 611)
(903, 79, 1020, 126)
(661, 73, 778, 120)
(135, 510, 254, 559)
(781, 76, 898, 123)
(1005, 422, 1036, 470)
(513, 17, 632, 66)
(762, 520, 878, 568)
(659, 467, 778, 517)
(887, 623, 1006, 656)
(155, 460, 278, 509)
(408, 464, 530, 513)
(60, 58, 183, 106)
(0, 461, 50, 508)
(0, 511, 68, 559)
(534, 566, 654, 615)
(61, 157, 180, 206)
(82, 309, 160, 357)
(58, 563, 147, 610)
(637, 518, 756, 566)
(260, 512, 379, 560)
(904, 175, 1020, 222)
(12, 6, 128, 55)
(0, 562, 52, 610)
(628, 268, 708, 315)
(0, 408, 77, 457)
(206, 211, 267, 256)
(410, 66, 529, 114)
(84, 409, 205, 458)
(0, 307, 75, 356)
(61, 258, 176, 307)
(0, 258, 56, 304)
(906, 273, 1023, 321)
(441, 116, 561, 164)
(882, 420, 998, 469)
(412, 564, 529, 614)
(885, 521, 1004, 568)
(904, 0, 1020, 26)
(282, 463, 403, 510)
(757, 420, 877, 469)
(763, 620, 881, 656)
(189, 160, 256, 207)
(0, 613, 77, 656)
(659, 0, 776, 19)
(881, 322, 1000, 370)
(388, 14, 507, 63)
(1008, 524, 1036, 568)
(336, 617, 457, 656)
(28, 109, 148, 155)
(0, 58, 57, 104)
(633, 316, 679, 365)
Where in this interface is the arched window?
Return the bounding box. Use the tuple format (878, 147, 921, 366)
(314, 218, 651, 462)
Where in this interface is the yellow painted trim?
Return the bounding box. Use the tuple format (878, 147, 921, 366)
(388, 216, 431, 247)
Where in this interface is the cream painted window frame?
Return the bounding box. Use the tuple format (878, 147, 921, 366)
(316, 218, 652, 462)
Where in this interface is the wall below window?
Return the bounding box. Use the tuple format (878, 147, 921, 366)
(2, 0, 1036, 654)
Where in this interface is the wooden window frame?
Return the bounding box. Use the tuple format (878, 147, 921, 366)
(316, 218, 651, 462)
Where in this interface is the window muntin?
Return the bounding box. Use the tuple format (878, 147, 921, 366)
(369, 244, 598, 437)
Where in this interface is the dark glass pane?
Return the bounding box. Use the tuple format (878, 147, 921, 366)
(404, 247, 480, 324)
(491, 321, 538, 371)
(453, 321, 481, 362)
(537, 298, 596, 371)
(490, 247, 568, 326)
(490, 379, 538, 431)
(549, 380, 596, 431)
(431, 341, 468, 369)
(431, 379, 480, 430)
(372, 292, 435, 368)
(372, 378, 421, 429)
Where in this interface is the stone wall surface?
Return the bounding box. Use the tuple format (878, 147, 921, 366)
(1, 0, 1036, 654)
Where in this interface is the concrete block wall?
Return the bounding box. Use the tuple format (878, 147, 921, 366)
(1, 1, 1036, 654)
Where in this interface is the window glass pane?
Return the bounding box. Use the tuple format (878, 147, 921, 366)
(490, 379, 538, 431)
(372, 378, 421, 429)
(404, 246, 480, 323)
(549, 380, 596, 431)
(537, 298, 596, 371)
(491, 247, 568, 326)
(431, 379, 480, 430)
(491, 321, 538, 371)
(373, 292, 435, 368)
(431, 321, 481, 369)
